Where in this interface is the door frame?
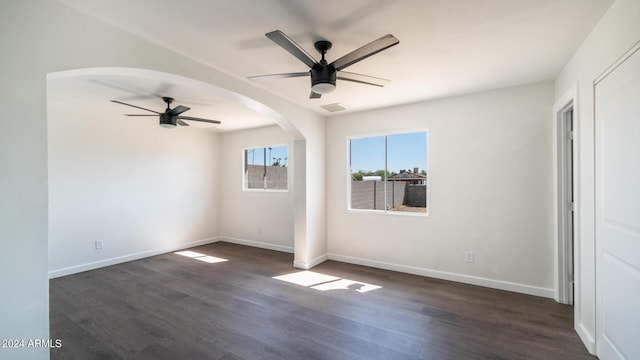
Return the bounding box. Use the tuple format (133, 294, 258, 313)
(553, 85, 579, 305)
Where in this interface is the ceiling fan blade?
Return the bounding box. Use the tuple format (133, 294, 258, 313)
(168, 105, 190, 116)
(124, 114, 158, 117)
(248, 72, 309, 80)
(111, 100, 161, 114)
(266, 30, 318, 69)
(309, 91, 321, 99)
(331, 34, 399, 71)
(178, 116, 221, 125)
(337, 71, 391, 87)
(177, 119, 190, 126)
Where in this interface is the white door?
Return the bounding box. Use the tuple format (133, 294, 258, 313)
(595, 44, 640, 360)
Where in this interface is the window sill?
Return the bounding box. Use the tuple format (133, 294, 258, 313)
(347, 208, 429, 217)
(243, 188, 289, 193)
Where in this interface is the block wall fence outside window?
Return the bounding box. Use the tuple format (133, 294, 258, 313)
(349, 130, 428, 215)
(243, 145, 288, 191)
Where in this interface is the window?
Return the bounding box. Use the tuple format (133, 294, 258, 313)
(349, 131, 427, 214)
(244, 145, 288, 190)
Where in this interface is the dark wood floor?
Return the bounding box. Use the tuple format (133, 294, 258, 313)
(50, 242, 595, 360)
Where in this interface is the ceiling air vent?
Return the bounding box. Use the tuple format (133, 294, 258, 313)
(320, 103, 347, 112)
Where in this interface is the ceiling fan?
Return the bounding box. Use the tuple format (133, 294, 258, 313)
(111, 97, 221, 128)
(248, 30, 399, 98)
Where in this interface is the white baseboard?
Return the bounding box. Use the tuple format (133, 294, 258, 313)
(48, 237, 220, 279)
(219, 236, 294, 254)
(49, 237, 554, 299)
(293, 253, 328, 270)
(327, 253, 555, 298)
(576, 322, 596, 355)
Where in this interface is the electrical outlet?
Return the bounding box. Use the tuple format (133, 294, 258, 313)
(465, 251, 475, 263)
(95, 240, 103, 250)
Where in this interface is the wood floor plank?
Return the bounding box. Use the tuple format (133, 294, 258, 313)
(50, 242, 595, 360)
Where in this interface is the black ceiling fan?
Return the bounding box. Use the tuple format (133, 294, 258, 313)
(111, 97, 221, 128)
(248, 30, 399, 98)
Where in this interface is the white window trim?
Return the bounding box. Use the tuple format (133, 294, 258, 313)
(346, 129, 430, 217)
(242, 143, 289, 192)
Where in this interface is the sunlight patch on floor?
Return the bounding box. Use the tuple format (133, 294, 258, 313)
(174, 250, 228, 264)
(273, 270, 381, 293)
(273, 270, 339, 287)
(311, 278, 381, 293)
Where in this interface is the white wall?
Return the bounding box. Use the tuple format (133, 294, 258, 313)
(219, 125, 295, 252)
(327, 82, 555, 297)
(47, 100, 220, 277)
(554, 0, 640, 353)
(0, 4, 50, 359)
(294, 119, 327, 269)
(0, 1, 324, 359)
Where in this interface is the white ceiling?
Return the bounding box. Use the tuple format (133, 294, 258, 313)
(55, 0, 612, 130)
(47, 68, 276, 132)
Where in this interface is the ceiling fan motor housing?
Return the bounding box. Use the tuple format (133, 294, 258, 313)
(311, 63, 336, 93)
(159, 113, 177, 127)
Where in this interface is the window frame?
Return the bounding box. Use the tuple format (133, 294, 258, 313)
(346, 129, 429, 217)
(242, 143, 289, 192)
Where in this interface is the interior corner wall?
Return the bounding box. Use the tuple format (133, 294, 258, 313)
(326, 82, 555, 297)
(219, 125, 295, 252)
(47, 100, 221, 277)
(554, 0, 640, 352)
(299, 116, 327, 267)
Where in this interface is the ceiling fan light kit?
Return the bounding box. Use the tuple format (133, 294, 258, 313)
(310, 65, 336, 94)
(249, 30, 399, 99)
(311, 82, 336, 94)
